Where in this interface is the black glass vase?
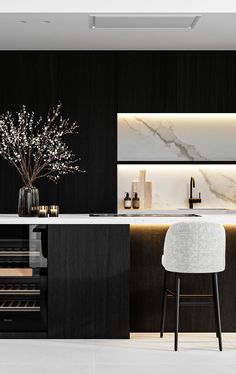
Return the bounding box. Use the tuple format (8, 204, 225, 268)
(18, 186, 39, 217)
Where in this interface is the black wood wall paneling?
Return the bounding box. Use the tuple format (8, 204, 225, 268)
(0, 51, 236, 213)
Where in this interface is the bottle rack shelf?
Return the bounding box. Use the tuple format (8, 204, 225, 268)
(0, 300, 40, 311)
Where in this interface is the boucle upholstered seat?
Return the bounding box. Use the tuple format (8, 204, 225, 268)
(162, 221, 225, 273)
(160, 221, 226, 351)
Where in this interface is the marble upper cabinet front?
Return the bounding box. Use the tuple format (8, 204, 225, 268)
(118, 113, 236, 161)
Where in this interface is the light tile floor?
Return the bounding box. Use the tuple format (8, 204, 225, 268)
(0, 333, 235, 374)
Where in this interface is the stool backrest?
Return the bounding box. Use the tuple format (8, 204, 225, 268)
(162, 221, 225, 273)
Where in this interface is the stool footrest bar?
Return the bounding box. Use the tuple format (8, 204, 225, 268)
(180, 301, 213, 306)
(166, 290, 213, 298)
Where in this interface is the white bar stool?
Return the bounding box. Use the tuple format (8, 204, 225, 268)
(160, 221, 226, 351)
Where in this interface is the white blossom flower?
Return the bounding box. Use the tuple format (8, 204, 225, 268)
(0, 103, 84, 187)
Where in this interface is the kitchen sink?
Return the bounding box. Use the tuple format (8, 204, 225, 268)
(178, 208, 227, 210)
(89, 213, 201, 217)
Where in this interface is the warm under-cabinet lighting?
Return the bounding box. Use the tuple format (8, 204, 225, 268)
(118, 113, 236, 120)
(0, 269, 32, 277)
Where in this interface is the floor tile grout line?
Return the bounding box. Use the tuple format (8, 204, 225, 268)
(92, 343, 96, 374)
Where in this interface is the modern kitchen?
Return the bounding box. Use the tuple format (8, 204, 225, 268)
(0, 3, 236, 374)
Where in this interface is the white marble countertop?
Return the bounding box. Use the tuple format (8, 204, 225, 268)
(0, 210, 236, 225)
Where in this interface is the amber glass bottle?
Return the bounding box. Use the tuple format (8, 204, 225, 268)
(124, 192, 132, 209)
(132, 192, 140, 209)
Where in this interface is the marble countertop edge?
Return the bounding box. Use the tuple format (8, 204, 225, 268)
(0, 212, 235, 225)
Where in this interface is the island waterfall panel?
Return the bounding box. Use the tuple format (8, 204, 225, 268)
(130, 224, 236, 332)
(48, 224, 130, 339)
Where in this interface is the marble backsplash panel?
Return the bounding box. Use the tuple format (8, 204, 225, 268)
(118, 165, 236, 210)
(118, 113, 236, 161)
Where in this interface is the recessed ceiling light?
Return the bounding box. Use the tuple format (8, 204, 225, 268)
(89, 14, 201, 30)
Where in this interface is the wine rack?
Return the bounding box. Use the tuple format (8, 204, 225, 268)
(0, 225, 47, 333)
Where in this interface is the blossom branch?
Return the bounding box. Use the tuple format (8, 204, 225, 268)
(0, 103, 83, 187)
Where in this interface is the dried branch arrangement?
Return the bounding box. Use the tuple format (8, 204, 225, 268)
(0, 103, 83, 187)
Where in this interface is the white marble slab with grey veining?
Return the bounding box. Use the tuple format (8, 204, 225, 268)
(118, 164, 236, 210)
(118, 114, 236, 161)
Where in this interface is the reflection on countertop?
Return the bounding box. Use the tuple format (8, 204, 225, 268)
(90, 213, 201, 217)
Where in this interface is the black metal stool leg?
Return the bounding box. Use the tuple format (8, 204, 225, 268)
(212, 275, 219, 338)
(175, 273, 181, 351)
(160, 270, 167, 338)
(212, 273, 223, 351)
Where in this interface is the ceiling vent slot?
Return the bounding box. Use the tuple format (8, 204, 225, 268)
(89, 14, 201, 30)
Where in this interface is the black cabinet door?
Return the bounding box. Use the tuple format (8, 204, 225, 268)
(48, 224, 129, 338)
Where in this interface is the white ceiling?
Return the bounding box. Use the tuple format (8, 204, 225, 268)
(1, 0, 236, 13)
(1, 13, 236, 50)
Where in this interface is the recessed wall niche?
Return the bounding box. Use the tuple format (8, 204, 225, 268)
(118, 164, 236, 210)
(118, 113, 236, 161)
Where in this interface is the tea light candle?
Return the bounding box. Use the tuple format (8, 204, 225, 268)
(37, 205, 48, 217)
(48, 205, 59, 217)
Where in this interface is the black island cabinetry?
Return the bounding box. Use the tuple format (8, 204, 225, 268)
(0, 224, 130, 339)
(48, 224, 130, 339)
(1, 221, 236, 338)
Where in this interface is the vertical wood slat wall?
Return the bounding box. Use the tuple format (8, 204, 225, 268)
(0, 51, 235, 213)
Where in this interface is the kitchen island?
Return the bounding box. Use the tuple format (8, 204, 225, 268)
(0, 211, 235, 338)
